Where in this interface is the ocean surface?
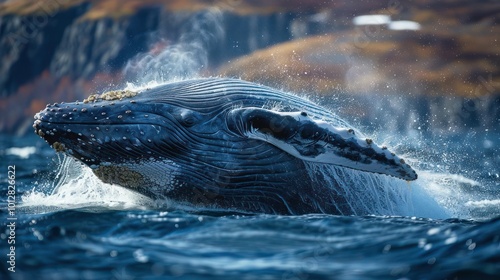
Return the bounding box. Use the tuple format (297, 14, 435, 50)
(0, 127, 499, 279)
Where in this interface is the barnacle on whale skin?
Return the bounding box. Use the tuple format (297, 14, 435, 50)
(83, 90, 139, 103)
(52, 142, 66, 152)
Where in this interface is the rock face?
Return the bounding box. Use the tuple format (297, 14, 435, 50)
(0, 3, 89, 97)
(0, 0, 499, 134)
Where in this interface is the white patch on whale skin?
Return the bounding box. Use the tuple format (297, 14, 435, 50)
(245, 110, 417, 181)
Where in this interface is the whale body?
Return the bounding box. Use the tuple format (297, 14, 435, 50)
(34, 78, 417, 215)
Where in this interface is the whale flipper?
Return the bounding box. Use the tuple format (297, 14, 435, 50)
(228, 107, 417, 181)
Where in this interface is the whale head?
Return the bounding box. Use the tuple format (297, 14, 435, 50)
(33, 86, 218, 198)
(33, 78, 417, 213)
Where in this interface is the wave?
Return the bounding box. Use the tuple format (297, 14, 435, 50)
(21, 155, 155, 213)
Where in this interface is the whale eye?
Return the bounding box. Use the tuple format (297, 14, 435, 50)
(182, 116, 196, 127)
(178, 110, 199, 127)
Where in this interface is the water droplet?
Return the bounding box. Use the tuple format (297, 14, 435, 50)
(133, 249, 148, 263)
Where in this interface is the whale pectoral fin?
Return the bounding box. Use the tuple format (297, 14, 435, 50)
(228, 108, 417, 181)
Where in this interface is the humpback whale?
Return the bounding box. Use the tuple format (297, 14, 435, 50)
(34, 78, 417, 215)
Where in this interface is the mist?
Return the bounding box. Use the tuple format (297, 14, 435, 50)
(123, 8, 224, 86)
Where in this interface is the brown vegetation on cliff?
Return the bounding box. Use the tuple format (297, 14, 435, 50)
(219, 4, 500, 98)
(0, 0, 387, 18)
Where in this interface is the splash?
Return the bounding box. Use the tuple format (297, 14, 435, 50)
(22, 135, 487, 218)
(346, 95, 499, 220)
(417, 170, 499, 220)
(21, 155, 155, 212)
(305, 162, 450, 219)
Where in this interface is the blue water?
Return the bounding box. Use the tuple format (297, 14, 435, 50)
(1, 130, 499, 279)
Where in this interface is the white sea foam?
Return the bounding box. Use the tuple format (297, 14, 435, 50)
(305, 162, 450, 219)
(465, 199, 500, 208)
(417, 169, 495, 218)
(22, 155, 155, 212)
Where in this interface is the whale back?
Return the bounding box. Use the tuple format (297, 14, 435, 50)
(139, 78, 355, 130)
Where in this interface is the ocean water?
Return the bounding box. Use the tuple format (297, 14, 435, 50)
(1, 128, 499, 279)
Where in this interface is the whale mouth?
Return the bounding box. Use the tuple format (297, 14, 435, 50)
(33, 116, 113, 166)
(33, 98, 164, 167)
(32, 89, 201, 174)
